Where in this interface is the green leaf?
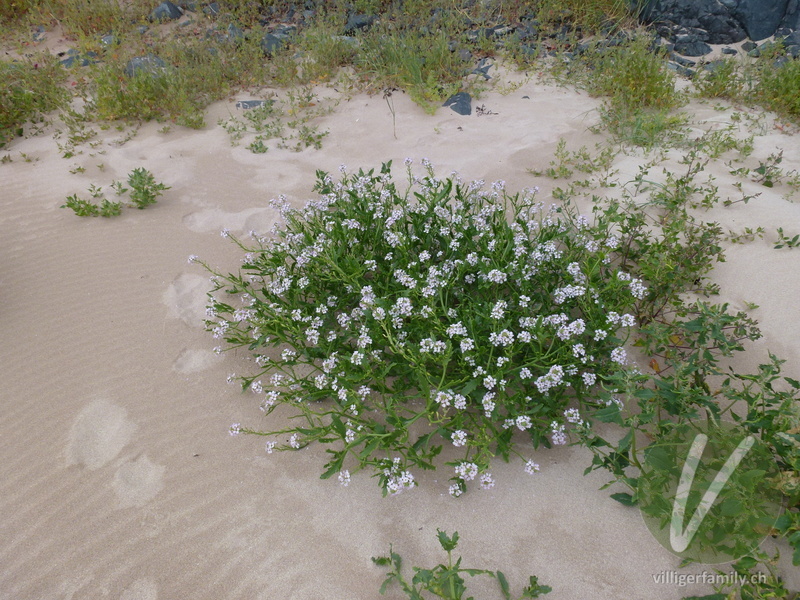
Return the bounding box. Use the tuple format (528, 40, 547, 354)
(610, 492, 637, 506)
(437, 529, 459, 552)
(497, 570, 511, 599)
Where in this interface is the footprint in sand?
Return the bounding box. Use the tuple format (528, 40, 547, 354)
(120, 577, 158, 600)
(182, 207, 277, 235)
(66, 400, 136, 470)
(113, 455, 166, 509)
(172, 348, 222, 374)
(163, 273, 209, 328)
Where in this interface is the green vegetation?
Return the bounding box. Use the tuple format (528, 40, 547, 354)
(0, 54, 68, 147)
(374, 530, 552, 599)
(61, 167, 169, 217)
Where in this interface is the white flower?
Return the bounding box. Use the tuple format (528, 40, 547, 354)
(455, 462, 479, 481)
(447, 322, 468, 338)
(338, 470, 351, 486)
(629, 278, 647, 299)
(620, 313, 637, 327)
(486, 269, 507, 283)
(452, 430, 467, 447)
(350, 351, 364, 365)
(449, 484, 463, 497)
(519, 295, 531, 308)
(594, 329, 608, 341)
(187, 254, 199, 264)
(516, 415, 532, 431)
(535, 365, 565, 394)
(345, 429, 356, 443)
(229, 423, 241, 436)
(220, 228, 230, 238)
(482, 392, 496, 415)
(460, 338, 475, 353)
(289, 433, 300, 449)
(520, 367, 532, 380)
(483, 375, 497, 390)
(265, 441, 276, 453)
(525, 460, 540, 475)
(434, 390, 452, 409)
(453, 394, 467, 410)
(488, 329, 514, 347)
(611, 347, 627, 365)
(480, 473, 495, 489)
(550, 422, 567, 445)
(564, 408, 583, 425)
(582, 372, 597, 386)
(490, 300, 507, 320)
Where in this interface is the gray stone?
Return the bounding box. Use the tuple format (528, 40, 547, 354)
(203, 2, 220, 16)
(731, 0, 789, 40)
(261, 32, 288, 56)
(442, 92, 471, 116)
(722, 46, 738, 54)
(343, 14, 376, 34)
(149, 1, 182, 22)
(674, 37, 713, 55)
(124, 54, 168, 78)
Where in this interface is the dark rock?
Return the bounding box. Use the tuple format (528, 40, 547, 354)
(458, 48, 472, 62)
(261, 32, 289, 56)
(60, 50, 99, 68)
(703, 59, 728, 72)
(674, 37, 713, 55)
(124, 54, 168, 78)
(722, 46, 738, 54)
(203, 2, 220, 16)
(748, 40, 781, 56)
(100, 32, 120, 47)
(644, 0, 747, 45)
(667, 62, 695, 77)
(670, 52, 697, 66)
(226, 23, 245, 42)
(780, 0, 800, 30)
(149, 1, 182, 22)
(471, 57, 493, 80)
(442, 92, 471, 116)
(780, 30, 800, 46)
(343, 13, 375, 34)
(731, 0, 789, 40)
(741, 40, 758, 51)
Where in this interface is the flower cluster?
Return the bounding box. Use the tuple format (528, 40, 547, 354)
(202, 161, 639, 496)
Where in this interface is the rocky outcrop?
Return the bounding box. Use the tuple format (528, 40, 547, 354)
(644, 0, 798, 43)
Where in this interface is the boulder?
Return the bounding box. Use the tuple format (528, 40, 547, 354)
(343, 14, 376, 34)
(731, 0, 790, 40)
(149, 1, 182, 22)
(124, 54, 168, 78)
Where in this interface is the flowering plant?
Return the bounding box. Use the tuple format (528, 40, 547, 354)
(200, 160, 644, 496)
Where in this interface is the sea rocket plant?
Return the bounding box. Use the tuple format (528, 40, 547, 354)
(199, 161, 642, 496)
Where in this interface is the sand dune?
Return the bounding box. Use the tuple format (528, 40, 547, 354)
(1, 66, 799, 600)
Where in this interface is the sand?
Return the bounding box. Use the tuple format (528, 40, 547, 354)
(1, 61, 800, 600)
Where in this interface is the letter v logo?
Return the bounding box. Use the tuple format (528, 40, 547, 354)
(669, 433, 755, 553)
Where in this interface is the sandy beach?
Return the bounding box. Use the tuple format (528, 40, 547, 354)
(2, 55, 800, 599)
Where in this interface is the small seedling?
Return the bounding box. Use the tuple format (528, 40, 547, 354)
(775, 227, 800, 249)
(373, 530, 551, 600)
(61, 194, 99, 217)
(127, 167, 169, 209)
